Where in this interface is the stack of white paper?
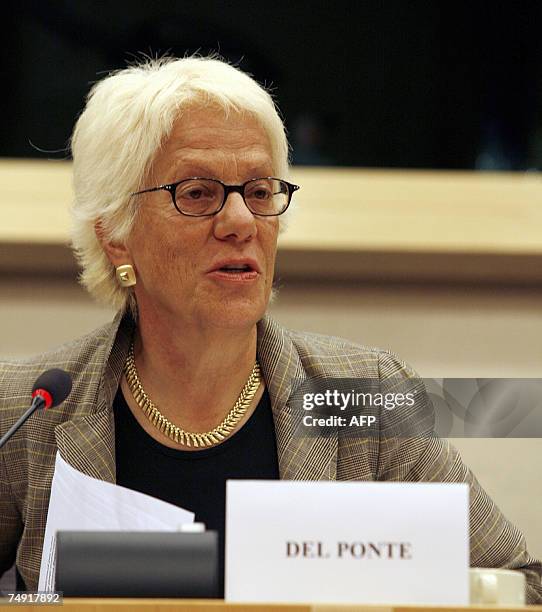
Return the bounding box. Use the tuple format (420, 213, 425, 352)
(38, 452, 194, 591)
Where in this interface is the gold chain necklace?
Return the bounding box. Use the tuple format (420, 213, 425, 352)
(123, 343, 261, 448)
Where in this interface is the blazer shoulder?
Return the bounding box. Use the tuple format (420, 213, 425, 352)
(0, 318, 116, 371)
(285, 327, 417, 379)
(0, 319, 119, 416)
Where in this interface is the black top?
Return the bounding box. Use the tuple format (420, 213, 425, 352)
(113, 387, 280, 596)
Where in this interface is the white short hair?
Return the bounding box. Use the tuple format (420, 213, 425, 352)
(70, 55, 290, 312)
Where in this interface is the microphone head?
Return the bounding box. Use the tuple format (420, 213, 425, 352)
(31, 369, 73, 409)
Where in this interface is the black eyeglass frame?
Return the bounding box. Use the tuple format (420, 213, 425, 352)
(131, 176, 300, 217)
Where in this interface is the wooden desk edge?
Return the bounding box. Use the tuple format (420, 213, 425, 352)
(1, 600, 540, 611)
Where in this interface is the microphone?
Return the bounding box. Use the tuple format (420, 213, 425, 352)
(0, 369, 72, 450)
(31, 368, 73, 410)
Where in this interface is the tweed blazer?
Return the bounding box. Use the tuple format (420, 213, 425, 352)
(1, 313, 541, 602)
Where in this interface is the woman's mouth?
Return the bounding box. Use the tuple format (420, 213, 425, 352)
(208, 262, 259, 282)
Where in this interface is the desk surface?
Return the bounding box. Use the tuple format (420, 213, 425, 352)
(1, 160, 541, 282)
(0, 601, 540, 612)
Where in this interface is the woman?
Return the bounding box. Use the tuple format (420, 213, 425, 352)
(1, 56, 541, 601)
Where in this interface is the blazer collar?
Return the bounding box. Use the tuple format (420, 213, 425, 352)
(55, 313, 337, 484)
(54, 311, 131, 484)
(257, 316, 337, 481)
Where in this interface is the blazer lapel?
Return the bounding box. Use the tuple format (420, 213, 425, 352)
(54, 411, 116, 483)
(257, 316, 337, 481)
(54, 312, 134, 484)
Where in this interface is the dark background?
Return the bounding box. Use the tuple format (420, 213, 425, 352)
(3, 0, 541, 170)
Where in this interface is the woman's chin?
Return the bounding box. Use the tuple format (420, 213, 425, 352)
(197, 297, 267, 331)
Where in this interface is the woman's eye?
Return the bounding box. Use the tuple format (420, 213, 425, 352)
(253, 188, 271, 199)
(178, 184, 214, 199)
(187, 189, 203, 199)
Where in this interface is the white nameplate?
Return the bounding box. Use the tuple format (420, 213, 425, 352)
(226, 481, 468, 605)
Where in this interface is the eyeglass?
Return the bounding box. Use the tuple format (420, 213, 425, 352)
(131, 177, 300, 217)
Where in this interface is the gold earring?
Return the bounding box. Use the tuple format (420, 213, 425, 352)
(116, 264, 136, 287)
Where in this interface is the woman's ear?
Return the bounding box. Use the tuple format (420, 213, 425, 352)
(95, 221, 132, 268)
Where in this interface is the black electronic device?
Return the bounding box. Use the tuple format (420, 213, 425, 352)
(55, 530, 219, 598)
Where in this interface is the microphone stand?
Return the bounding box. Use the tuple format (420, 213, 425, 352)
(0, 395, 45, 450)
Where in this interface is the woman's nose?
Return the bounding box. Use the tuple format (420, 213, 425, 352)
(213, 191, 257, 242)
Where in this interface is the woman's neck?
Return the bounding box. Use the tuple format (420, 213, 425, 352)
(128, 309, 260, 433)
